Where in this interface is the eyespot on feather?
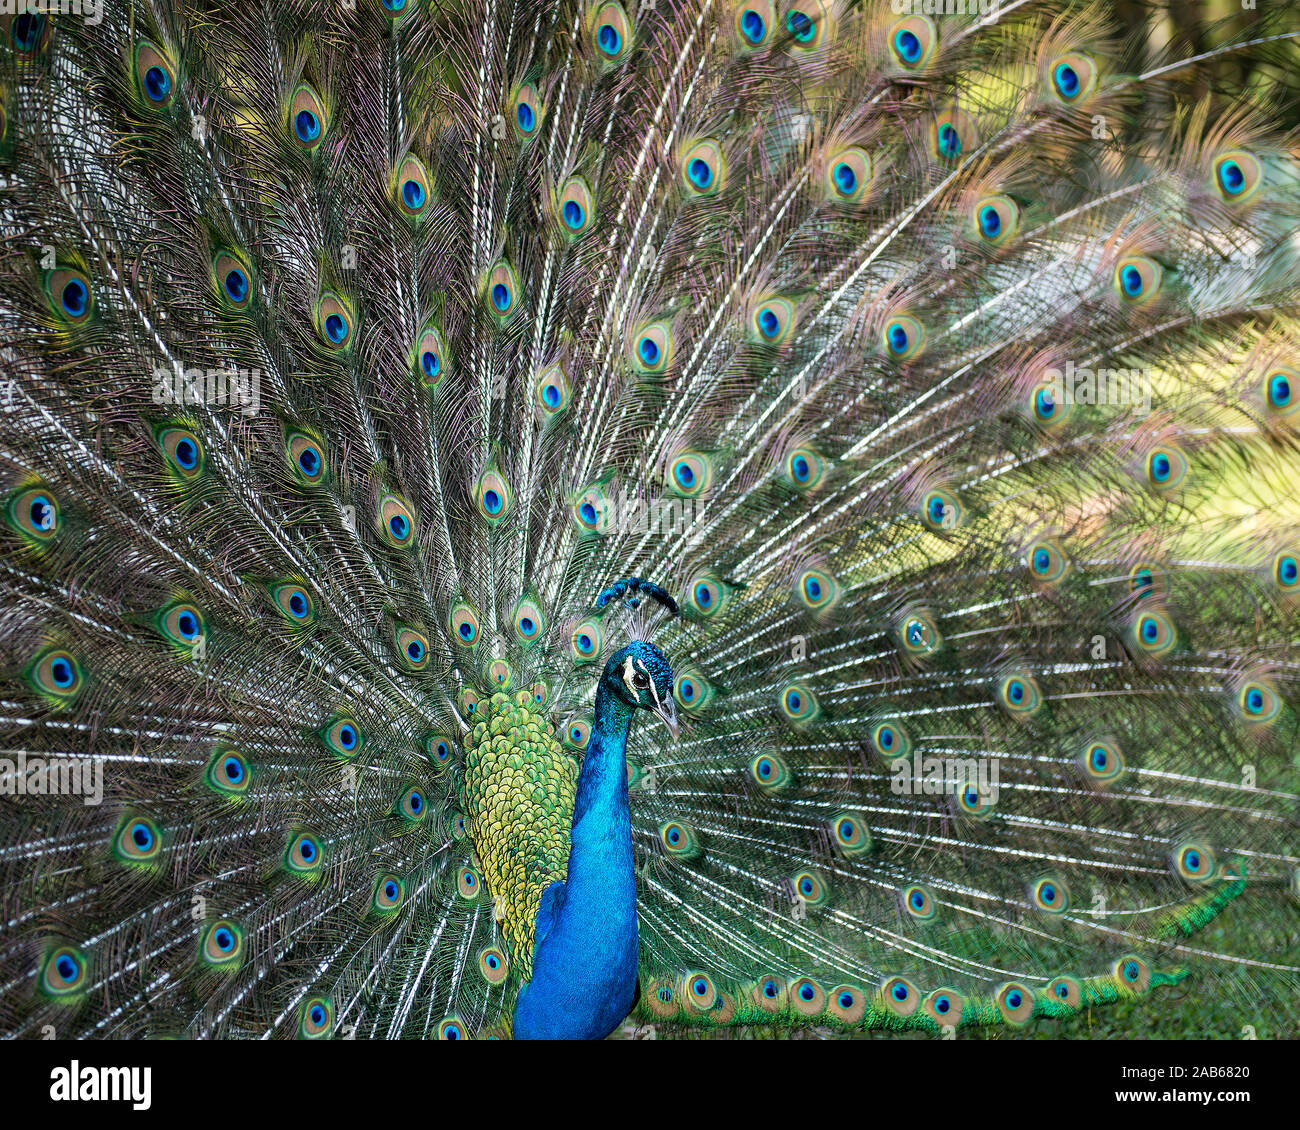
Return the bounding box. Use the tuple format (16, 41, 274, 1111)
(212, 250, 254, 310)
(995, 981, 1036, 1025)
(320, 716, 363, 760)
(135, 41, 178, 108)
(1213, 149, 1263, 203)
(888, 16, 936, 69)
(1114, 255, 1162, 305)
(395, 625, 430, 669)
(415, 325, 449, 388)
(377, 493, 417, 548)
(289, 83, 328, 150)
(629, 322, 672, 375)
(535, 363, 571, 416)
(882, 314, 925, 361)
(373, 873, 406, 914)
(930, 109, 977, 162)
(824, 146, 871, 205)
(680, 138, 724, 196)
(1078, 737, 1125, 786)
(286, 431, 327, 485)
(199, 920, 243, 968)
(923, 987, 964, 1026)
(972, 194, 1020, 246)
(289, 83, 329, 150)
(45, 268, 93, 324)
(395, 153, 433, 219)
(784, 0, 830, 51)
(299, 998, 334, 1039)
(790, 976, 826, 1016)
(557, 176, 595, 238)
(448, 602, 481, 647)
(749, 751, 792, 791)
(28, 648, 84, 700)
(591, 1, 634, 63)
(511, 84, 544, 139)
(485, 261, 520, 319)
(41, 945, 89, 997)
(880, 975, 920, 1017)
(8, 486, 60, 542)
(734, 1, 775, 48)
(1047, 52, 1098, 103)
(270, 581, 315, 626)
(205, 748, 251, 797)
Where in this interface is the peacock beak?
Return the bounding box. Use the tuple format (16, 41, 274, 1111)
(652, 697, 678, 740)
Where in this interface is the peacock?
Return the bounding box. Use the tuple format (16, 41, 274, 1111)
(1, 0, 1300, 1043)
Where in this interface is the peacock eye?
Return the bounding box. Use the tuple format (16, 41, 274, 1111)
(633, 672, 649, 688)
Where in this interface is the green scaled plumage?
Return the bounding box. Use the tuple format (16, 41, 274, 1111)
(1, 0, 1299, 1042)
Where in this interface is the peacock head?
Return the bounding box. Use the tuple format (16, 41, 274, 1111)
(603, 640, 677, 738)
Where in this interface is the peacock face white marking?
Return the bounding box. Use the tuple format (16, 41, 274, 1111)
(609, 643, 677, 737)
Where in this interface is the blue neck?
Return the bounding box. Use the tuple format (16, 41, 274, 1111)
(512, 683, 639, 1039)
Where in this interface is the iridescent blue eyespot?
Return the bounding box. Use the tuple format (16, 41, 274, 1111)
(492, 283, 511, 311)
(324, 313, 348, 343)
(833, 162, 857, 194)
(61, 278, 88, 318)
(597, 23, 622, 55)
(741, 9, 765, 42)
(1120, 264, 1143, 297)
(517, 103, 535, 132)
(894, 29, 921, 63)
(402, 179, 425, 210)
(786, 11, 814, 41)
(563, 200, 585, 229)
(224, 269, 248, 303)
(145, 66, 171, 102)
(937, 122, 960, 158)
(12, 13, 44, 52)
(1054, 62, 1079, 99)
(295, 110, 321, 144)
(50, 657, 74, 688)
(639, 337, 661, 365)
(979, 205, 1001, 237)
(173, 437, 198, 470)
(1269, 373, 1291, 408)
(688, 157, 713, 189)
